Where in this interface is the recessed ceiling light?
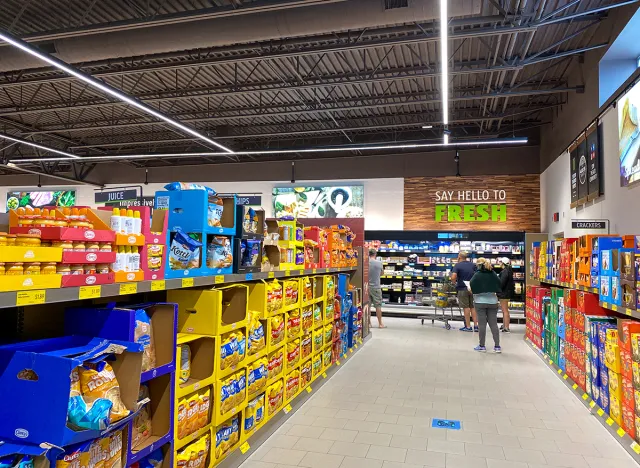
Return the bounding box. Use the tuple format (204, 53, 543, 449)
(422, 125, 434, 129)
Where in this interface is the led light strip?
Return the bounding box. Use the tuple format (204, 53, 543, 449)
(0, 132, 81, 159)
(11, 138, 528, 164)
(440, 0, 449, 141)
(3, 162, 104, 187)
(0, 29, 234, 154)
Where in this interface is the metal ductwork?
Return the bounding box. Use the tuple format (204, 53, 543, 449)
(0, 0, 481, 73)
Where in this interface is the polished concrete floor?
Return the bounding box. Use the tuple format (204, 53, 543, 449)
(241, 317, 637, 468)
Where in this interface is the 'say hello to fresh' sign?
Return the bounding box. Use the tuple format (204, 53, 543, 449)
(434, 189, 507, 222)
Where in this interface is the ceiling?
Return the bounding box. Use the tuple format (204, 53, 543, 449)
(0, 0, 633, 182)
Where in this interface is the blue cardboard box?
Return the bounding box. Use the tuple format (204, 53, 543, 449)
(0, 440, 63, 468)
(155, 190, 236, 236)
(600, 276, 612, 303)
(0, 336, 142, 447)
(65, 303, 177, 383)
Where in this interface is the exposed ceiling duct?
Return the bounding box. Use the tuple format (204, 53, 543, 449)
(0, 0, 481, 73)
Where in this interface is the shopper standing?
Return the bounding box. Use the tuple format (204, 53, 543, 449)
(470, 258, 502, 353)
(368, 248, 386, 329)
(451, 251, 478, 332)
(497, 257, 515, 333)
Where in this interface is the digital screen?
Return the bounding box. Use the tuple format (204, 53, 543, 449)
(6, 190, 76, 210)
(618, 80, 640, 186)
(273, 185, 364, 218)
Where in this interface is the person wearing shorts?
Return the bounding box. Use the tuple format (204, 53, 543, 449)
(451, 251, 478, 332)
(368, 248, 386, 328)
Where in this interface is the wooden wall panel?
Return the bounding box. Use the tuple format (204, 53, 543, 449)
(404, 174, 541, 232)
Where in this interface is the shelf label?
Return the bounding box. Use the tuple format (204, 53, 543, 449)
(182, 278, 194, 288)
(617, 428, 626, 437)
(322, 372, 327, 378)
(151, 280, 165, 291)
(239, 442, 251, 454)
(557, 368, 562, 374)
(350, 349, 354, 353)
(582, 393, 588, 400)
(597, 408, 605, 417)
(589, 401, 595, 409)
(606, 417, 614, 426)
(306, 386, 312, 394)
(79, 285, 101, 300)
(268, 272, 275, 278)
(612, 304, 618, 311)
(245, 273, 254, 281)
(563, 374, 568, 380)
(571, 383, 578, 390)
(631, 442, 640, 454)
(215, 275, 225, 284)
(355, 344, 358, 349)
(343, 354, 347, 359)
(312, 269, 317, 274)
(336, 360, 341, 366)
(283, 404, 292, 414)
(285, 270, 291, 276)
(120, 283, 137, 295)
(16, 290, 46, 307)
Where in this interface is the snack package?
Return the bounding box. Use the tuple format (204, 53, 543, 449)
(287, 309, 301, 338)
(301, 332, 312, 359)
(241, 239, 261, 267)
(138, 449, 163, 468)
(313, 329, 323, 352)
(285, 371, 300, 400)
(177, 398, 188, 439)
(134, 309, 156, 373)
(312, 354, 322, 377)
(147, 244, 163, 257)
(325, 301, 334, 321)
(206, 236, 232, 269)
(302, 306, 313, 330)
(55, 440, 92, 468)
(267, 280, 283, 313)
(324, 324, 333, 344)
(286, 339, 300, 368)
(270, 314, 285, 347)
(313, 304, 322, 325)
(132, 385, 152, 449)
(248, 312, 265, 355)
(220, 376, 236, 415)
(237, 332, 246, 363)
(197, 389, 211, 430)
(301, 360, 312, 387)
(105, 430, 123, 468)
(230, 415, 240, 445)
(323, 349, 332, 367)
(284, 281, 299, 305)
(303, 278, 313, 302)
(79, 361, 129, 423)
(235, 371, 246, 407)
(248, 358, 268, 396)
(179, 344, 191, 384)
(267, 380, 283, 416)
(268, 348, 284, 380)
(67, 393, 112, 431)
(207, 196, 224, 228)
(220, 332, 239, 370)
(244, 394, 265, 434)
(164, 182, 216, 194)
(169, 229, 202, 270)
(186, 393, 200, 435)
(242, 208, 253, 233)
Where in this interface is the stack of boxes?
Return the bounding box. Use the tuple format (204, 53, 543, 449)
(620, 247, 636, 310)
(526, 285, 549, 350)
(605, 327, 623, 427)
(545, 289, 560, 364)
(617, 320, 640, 438)
(589, 320, 616, 415)
(565, 290, 587, 391)
(560, 238, 578, 284)
(599, 237, 623, 307)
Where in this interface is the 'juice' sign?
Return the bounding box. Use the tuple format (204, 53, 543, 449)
(434, 190, 507, 222)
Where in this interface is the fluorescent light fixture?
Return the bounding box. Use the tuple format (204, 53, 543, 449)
(440, 0, 449, 126)
(3, 162, 104, 187)
(0, 132, 81, 159)
(444, 133, 449, 145)
(11, 137, 528, 164)
(422, 125, 434, 129)
(0, 30, 234, 154)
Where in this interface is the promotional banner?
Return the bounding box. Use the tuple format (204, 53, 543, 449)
(6, 190, 76, 209)
(576, 136, 588, 202)
(586, 123, 602, 200)
(618, 80, 640, 186)
(569, 145, 578, 205)
(272, 186, 364, 218)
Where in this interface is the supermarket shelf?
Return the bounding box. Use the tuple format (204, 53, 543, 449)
(382, 262, 523, 268)
(0, 267, 356, 309)
(525, 338, 640, 463)
(538, 278, 599, 294)
(378, 250, 522, 255)
(216, 333, 370, 468)
(599, 301, 640, 320)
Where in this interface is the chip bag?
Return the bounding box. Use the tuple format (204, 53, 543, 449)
(79, 361, 129, 423)
(220, 332, 239, 370)
(206, 236, 232, 269)
(248, 313, 265, 355)
(313, 304, 322, 325)
(169, 229, 202, 270)
(105, 430, 123, 468)
(323, 349, 332, 367)
(132, 385, 152, 449)
(312, 354, 322, 377)
(220, 377, 235, 415)
(301, 332, 312, 359)
(134, 309, 156, 373)
(186, 393, 200, 436)
(270, 314, 285, 347)
(267, 381, 283, 416)
(177, 398, 188, 439)
(285, 371, 300, 400)
(303, 278, 313, 302)
(248, 359, 268, 397)
(324, 324, 333, 344)
(287, 310, 301, 338)
(302, 306, 313, 330)
(207, 196, 224, 228)
(313, 329, 323, 352)
(197, 389, 211, 430)
(268, 348, 284, 380)
(287, 340, 300, 368)
(179, 344, 191, 384)
(301, 360, 312, 387)
(235, 371, 246, 407)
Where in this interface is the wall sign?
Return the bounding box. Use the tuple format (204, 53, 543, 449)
(571, 219, 608, 230)
(105, 196, 155, 208)
(576, 136, 588, 203)
(95, 189, 137, 204)
(273, 185, 364, 218)
(434, 189, 507, 222)
(236, 195, 262, 206)
(586, 124, 602, 200)
(569, 120, 603, 207)
(570, 145, 579, 205)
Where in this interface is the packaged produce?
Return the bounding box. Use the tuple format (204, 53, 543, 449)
(79, 361, 130, 423)
(248, 312, 265, 355)
(270, 314, 285, 346)
(285, 370, 300, 400)
(169, 229, 202, 270)
(197, 389, 211, 430)
(268, 347, 284, 380)
(206, 236, 232, 269)
(302, 306, 313, 330)
(267, 380, 283, 416)
(134, 309, 156, 372)
(301, 333, 312, 359)
(179, 344, 191, 384)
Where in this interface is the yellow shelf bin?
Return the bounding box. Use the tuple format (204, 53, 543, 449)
(248, 279, 283, 319)
(215, 366, 248, 425)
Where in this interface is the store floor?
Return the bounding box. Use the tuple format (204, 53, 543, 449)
(242, 318, 636, 468)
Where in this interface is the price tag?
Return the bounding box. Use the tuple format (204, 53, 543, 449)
(343, 354, 347, 359)
(617, 428, 626, 437)
(79, 285, 101, 300)
(283, 404, 292, 414)
(612, 304, 618, 312)
(285, 270, 291, 277)
(355, 344, 358, 349)
(312, 269, 317, 274)
(606, 417, 614, 426)
(120, 283, 137, 295)
(322, 372, 327, 378)
(182, 278, 194, 288)
(597, 408, 604, 417)
(563, 374, 568, 380)
(631, 442, 640, 454)
(582, 393, 588, 400)
(268, 272, 275, 278)
(215, 275, 224, 284)
(16, 290, 46, 307)
(151, 280, 165, 291)
(336, 360, 341, 366)
(572, 383, 578, 390)
(305, 386, 312, 393)
(239, 442, 251, 454)
(349, 349, 354, 353)
(589, 401, 596, 408)
(245, 273, 254, 281)
(557, 368, 562, 374)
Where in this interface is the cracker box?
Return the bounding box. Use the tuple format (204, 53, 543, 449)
(623, 377, 635, 407)
(622, 405, 636, 439)
(610, 393, 623, 426)
(609, 369, 623, 401)
(618, 320, 640, 352)
(605, 341, 622, 374)
(633, 361, 640, 391)
(622, 347, 634, 380)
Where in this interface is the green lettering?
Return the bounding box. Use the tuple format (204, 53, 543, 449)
(463, 205, 476, 221)
(435, 205, 446, 222)
(448, 205, 462, 221)
(491, 204, 507, 221)
(476, 204, 489, 221)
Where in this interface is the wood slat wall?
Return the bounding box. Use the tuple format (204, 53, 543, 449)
(404, 174, 541, 232)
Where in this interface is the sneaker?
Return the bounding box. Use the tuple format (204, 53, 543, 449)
(502, 328, 511, 334)
(474, 345, 487, 352)
(500, 325, 505, 331)
(474, 326, 479, 332)
(494, 346, 502, 353)
(460, 327, 473, 332)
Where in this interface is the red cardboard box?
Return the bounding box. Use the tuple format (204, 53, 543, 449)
(618, 320, 640, 352)
(623, 405, 636, 439)
(622, 347, 634, 380)
(623, 378, 635, 407)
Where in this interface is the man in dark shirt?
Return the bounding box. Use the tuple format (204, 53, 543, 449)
(451, 251, 478, 332)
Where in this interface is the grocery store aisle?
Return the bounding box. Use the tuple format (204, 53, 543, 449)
(242, 318, 636, 468)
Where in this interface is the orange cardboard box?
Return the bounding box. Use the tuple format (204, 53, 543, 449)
(621, 347, 634, 380)
(623, 377, 635, 407)
(618, 320, 640, 352)
(623, 404, 636, 439)
(633, 334, 640, 362)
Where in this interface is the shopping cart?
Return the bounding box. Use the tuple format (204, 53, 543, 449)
(417, 280, 465, 330)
